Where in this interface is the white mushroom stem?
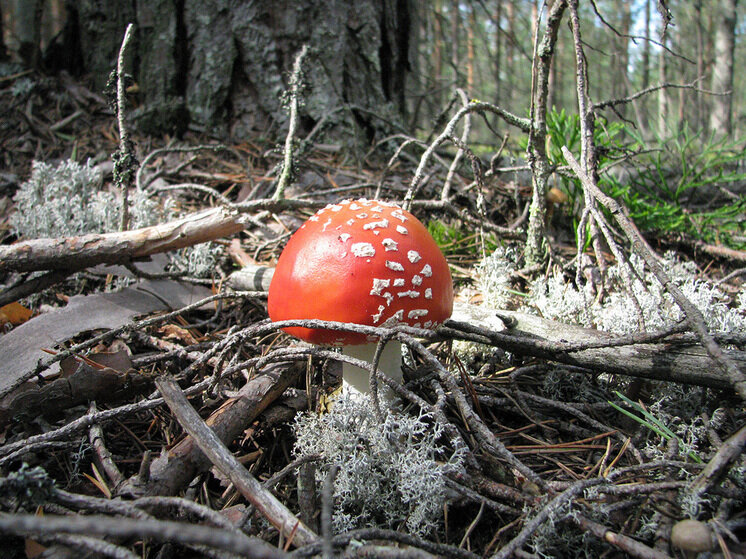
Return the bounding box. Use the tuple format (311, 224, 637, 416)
(341, 341, 402, 401)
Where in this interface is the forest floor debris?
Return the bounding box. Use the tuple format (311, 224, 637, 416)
(0, 69, 745, 559)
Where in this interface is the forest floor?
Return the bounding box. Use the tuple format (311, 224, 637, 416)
(1, 70, 745, 559)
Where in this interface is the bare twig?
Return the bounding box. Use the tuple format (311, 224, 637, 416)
(572, 514, 674, 559)
(114, 23, 136, 231)
(688, 424, 746, 497)
(127, 362, 302, 497)
(0, 269, 74, 307)
(524, 0, 567, 265)
(0, 514, 285, 559)
(490, 477, 604, 559)
(155, 375, 318, 547)
(440, 89, 472, 201)
(88, 402, 125, 490)
(562, 147, 746, 402)
(404, 101, 530, 210)
(0, 206, 244, 273)
(274, 45, 309, 201)
(321, 464, 339, 559)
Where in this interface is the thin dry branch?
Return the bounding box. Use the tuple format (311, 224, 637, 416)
(115, 23, 135, 231)
(562, 147, 746, 402)
(0, 514, 285, 559)
(274, 45, 309, 201)
(125, 361, 303, 498)
(155, 375, 318, 547)
(572, 515, 674, 559)
(524, 0, 567, 265)
(404, 101, 530, 209)
(0, 206, 244, 273)
(0, 198, 329, 275)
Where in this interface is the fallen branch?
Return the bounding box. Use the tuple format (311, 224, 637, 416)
(0, 514, 285, 559)
(154, 374, 318, 547)
(562, 146, 746, 402)
(0, 206, 244, 273)
(122, 361, 303, 498)
(228, 265, 744, 390)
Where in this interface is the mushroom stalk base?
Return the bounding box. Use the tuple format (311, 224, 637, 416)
(341, 342, 402, 402)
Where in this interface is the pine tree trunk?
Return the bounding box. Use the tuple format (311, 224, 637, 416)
(0, 1, 7, 61)
(466, 6, 475, 94)
(14, 0, 44, 68)
(657, 30, 668, 136)
(493, 0, 502, 105)
(57, 0, 415, 145)
(710, 0, 737, 137)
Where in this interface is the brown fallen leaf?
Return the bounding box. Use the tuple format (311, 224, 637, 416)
(158, 323, 199, 345)
(0, 301, 33, 326)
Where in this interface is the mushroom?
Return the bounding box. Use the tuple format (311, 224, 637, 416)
(670, 519, 715, 556)
(267, 199, 453, 400)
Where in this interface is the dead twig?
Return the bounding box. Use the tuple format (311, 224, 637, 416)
(274, 45, 309, 201)
(125, 361, 303, 498)
(562, 147, 746, 402)
(88, 401, 125, 491)
(113, 23, 136, 231)
(155, 375, 318, 547)
(0, 514, 285, 559)
(571, 514, 674, 559)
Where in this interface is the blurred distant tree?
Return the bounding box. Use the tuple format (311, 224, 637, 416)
(0, 2, 6, 61)
(14, 0, 43, 68)
(710, 0, 738, 137)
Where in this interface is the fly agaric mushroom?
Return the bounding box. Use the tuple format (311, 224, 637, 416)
(267, 199, 453, 399)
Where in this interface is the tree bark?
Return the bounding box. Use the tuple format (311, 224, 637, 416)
(641, 0, 650, 91)
(57, 0, 415, 145)
(466, 4, 476, 94)
(694, 0, 706, 132)
(493, 0, 502, 105)
(505, 0, 515, 109)
(0, 2, 8, 61)
(710, 0, 738, 137)
(612, 0, 631, 118)
(657, 27, 668, 136)
(76, 0, 136, 90)
(524, 0, 566, 266)
(14, 0, 44, 68)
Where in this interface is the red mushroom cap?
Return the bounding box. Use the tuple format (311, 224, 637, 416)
(268, 199, 453, 345)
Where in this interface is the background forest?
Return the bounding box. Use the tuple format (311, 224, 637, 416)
(0, 1, 745, 559)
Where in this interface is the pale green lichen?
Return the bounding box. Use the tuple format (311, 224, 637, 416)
(521, 252, 746, 336)
(475, 246, 520, 310)
(293, 395, 464, 536)
(11, 158, 219, 279)
(168, 242, 223, 278)
(11, 159, 162, 238)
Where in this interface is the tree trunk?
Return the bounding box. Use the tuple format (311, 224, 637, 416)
(613, 0, 631, 118)
(694, 0, 706, 132)
(433, 0, 443, 107)
(636, 0, 651, 133)
(466, 4, 475, 94)
(657, 29, 668, 136)
(14, 0, 44, 68)
(450, 0, 460, 80)
(710, 0, 737, 137)
(494, 0, 502, 105)
(55, 0, 415, 145)
(75, 0, 137, 91)
(0, 1, 7, 61)
(505, 0, 515, 109)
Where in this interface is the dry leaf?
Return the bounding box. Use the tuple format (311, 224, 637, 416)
(0, 302, 32, 326)
(158, 324, 198, 345)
